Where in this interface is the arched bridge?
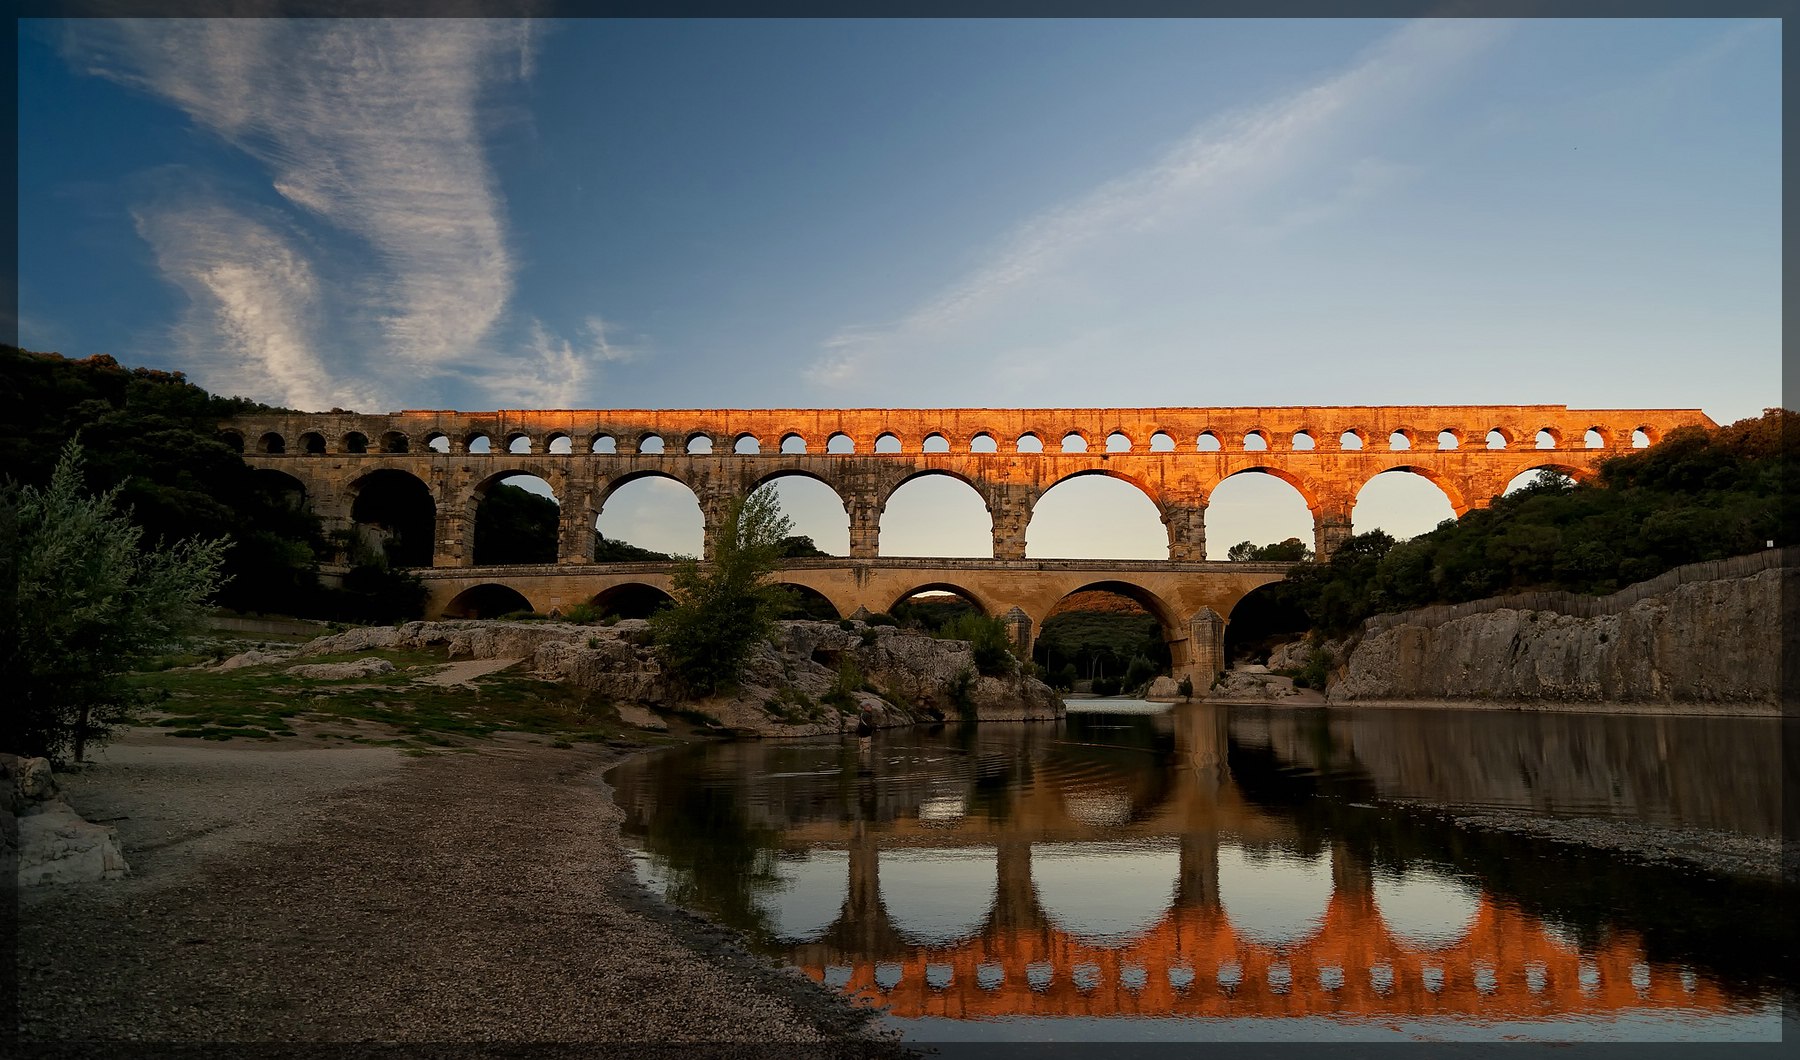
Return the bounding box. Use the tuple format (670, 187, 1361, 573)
(221, 405, 1712, 681)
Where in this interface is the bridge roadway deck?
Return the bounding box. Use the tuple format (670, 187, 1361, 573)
(409, 557, 1293, 680)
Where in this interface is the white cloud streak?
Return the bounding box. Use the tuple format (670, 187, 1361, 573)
(480, 315, 635, 408)
(809, 19, 1509, 393)
(68, 18, 541, 408)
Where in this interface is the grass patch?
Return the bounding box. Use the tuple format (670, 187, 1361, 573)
(128, 644, 666, 750)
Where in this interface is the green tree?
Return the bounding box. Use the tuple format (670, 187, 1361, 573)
(3, 440, 230, 762)
(648, 486, 795, 696)
(1227, 537, 1314, 562)
(473, 482, 559, 564)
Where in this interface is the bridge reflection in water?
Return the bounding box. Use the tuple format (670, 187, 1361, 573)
(609, 704, 1780, 1034)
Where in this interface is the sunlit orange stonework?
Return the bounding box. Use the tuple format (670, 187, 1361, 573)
(221, 405, 1712, 682)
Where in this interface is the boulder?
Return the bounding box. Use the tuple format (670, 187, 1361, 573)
(4, 756, 130, 886)
(216, 648, 291, 671)
(286, 658, 396, 680)
(1145, 676, 1181, 700)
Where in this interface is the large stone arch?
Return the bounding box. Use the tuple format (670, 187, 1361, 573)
(348, 467, 436, 567)
(1033, 579, 1186, 680)
(596, 467, 704, 508)
(1208, 464, 1322, 510)
(878, 470, 992, 558)
(1026, 470, 1169, 561)
(590, 581, 675, 619)
(1351, 463, 1469, 517)
(467, 468, 563, 566)
(250, 467, 310, 511)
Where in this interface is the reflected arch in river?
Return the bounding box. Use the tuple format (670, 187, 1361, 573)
(767, 849, 849, 942)
(1371, 867, 1483, 950)
(880, 847, 998, 946)
(1033, 840, 1182, 947)
(1216, 843, 1335, 947)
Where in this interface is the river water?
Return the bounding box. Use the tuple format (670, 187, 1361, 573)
(606, 701, 1792, 1045)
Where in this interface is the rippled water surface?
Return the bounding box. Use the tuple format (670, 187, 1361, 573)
(607, 702, 1790, 1043)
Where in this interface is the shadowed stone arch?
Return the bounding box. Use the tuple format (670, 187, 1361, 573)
(251, 467, 309, 511)
(349, 467, 436, 567)
(887, 581, 997, 618)
(442, 583, 536, 618)
(774, 582, 841, 620)
(590, 582, 674, 619)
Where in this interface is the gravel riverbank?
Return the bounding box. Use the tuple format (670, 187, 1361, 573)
(15, 728, 910, 1053)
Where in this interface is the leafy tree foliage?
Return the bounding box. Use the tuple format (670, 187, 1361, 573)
(939, 613, 1017, 677)
(1284, 410, 1794, 635)
(4, 441, 230, 762)
(648, 486, 796, 696)
(593, 533, 672, 562)
(1227, 537, 1314, 562)
(777, 534, 831, 558)
(473, 482, 559, 565)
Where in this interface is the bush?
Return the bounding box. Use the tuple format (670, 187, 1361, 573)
(1298, 647, 1334, 691)
(1176, 675, 1194, 699)
(4, 440, 230, 762)
(864, 612, 897, 627)
(1123, 655, 1159, 693)
(822, 657, 864, 713)
(947, 664, 979, 720)
(563, 601, 600, 625)
(649, 487, 795, 697)
(939, 613, 1015, 677)
(1091, 676, 1123, 697)
(1053, 663, 1078, 691)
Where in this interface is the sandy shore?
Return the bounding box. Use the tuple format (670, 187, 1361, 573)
(15, 728, 908, 1052)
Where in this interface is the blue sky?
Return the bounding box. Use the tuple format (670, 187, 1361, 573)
(16, 18, 1782, 561)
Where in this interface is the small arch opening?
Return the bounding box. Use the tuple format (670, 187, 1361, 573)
(734, 434, 761, 455)
(780, 433, 808, 455)
(638, 435, 666, 455)
(467, 434, 493, 455)
(1105, 431, 1131, 453)
(826, 432, 854, 454)
(1061, 433, 1088, 453)
(686, 435, 714, 455)
(1584, 428, 1606, 449)
(1535, 428, 1558, 450)
(426, 432, 450, 454)
(547, 433, 572, 455)
(1339, 430, 1364, 451)
(1016, 433, 1044, 453)
(219, 430, 245, 454)
(344, 431, 369, 454)
(1291, 431, 1315, 451)
(506, 433, 531, 455)
(1437, 430, 1459, 450)
(970, 433, 998, 454)
(1197, 432, 1221, 452)
(382, 431, 411, 454)
(1244, 431, 1269, 452)
(922, 433, 950, 454)
(1149, 432, 1175, 452)
(875, 433, 902, 454)
(591, 434, 618, 454)
(259, 432, 286, 454)
(1632, 427, 1653, 448)
(1388, 431, 1411, 451)
(300, 431, 326, 455)
(1485, 429, 1508, 450)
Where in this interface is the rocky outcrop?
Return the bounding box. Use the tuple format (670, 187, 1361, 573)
(286, 658, 396, 680)
(5, 754, 130, 886)
(1330, 567, 1783, 711)
(295, 618, 1064, 737)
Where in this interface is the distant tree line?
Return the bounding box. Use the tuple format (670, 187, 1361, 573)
(1262, 409, 1793, 636)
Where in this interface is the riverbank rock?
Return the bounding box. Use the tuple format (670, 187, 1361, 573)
(1330, 567, 1782, 709)
(5, 755, 130, 886)
(292, 618, 1064, 738)
(216, 648, 293, 671)
(286, 658, 396, 681)
(1207, 666, 1320, 703)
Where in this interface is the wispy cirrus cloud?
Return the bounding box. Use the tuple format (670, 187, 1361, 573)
(808, 19, 1510, 395)
(63, 17, 595, 410)
(481, 315, 637, 408)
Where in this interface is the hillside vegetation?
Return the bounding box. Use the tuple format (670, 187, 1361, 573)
(1275, 409, 1793, 636)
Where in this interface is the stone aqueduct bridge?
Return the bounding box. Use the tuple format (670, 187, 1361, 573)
(223, 405, 1711, 680)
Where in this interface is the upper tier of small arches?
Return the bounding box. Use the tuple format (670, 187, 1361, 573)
(222, 408, 1706, 459)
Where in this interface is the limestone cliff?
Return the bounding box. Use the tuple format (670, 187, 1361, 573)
(1329, 564, 1784, 712)
(302, 618, 1064, 736)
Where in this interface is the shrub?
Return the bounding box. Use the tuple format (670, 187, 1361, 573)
(1053, 663, 1078, 691)
(864, 612, 897, 627)
(947, 664, 979, 720)
(1092, 676, 1123, 697)
(563, 601, 600, 625)
(823, 656, 864, 713)
(1176, 675, 1194, 699)
(940, 613, 1015, 677)
(1298, 647, 1334, 691)
(1123, 655, 1159, 693)
(5, 440, 230, 762)
(649, 487, 795, 697)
